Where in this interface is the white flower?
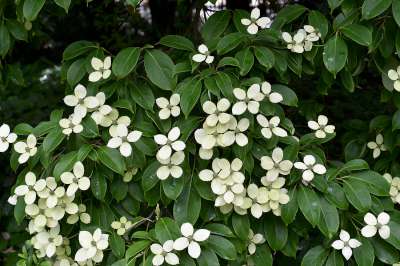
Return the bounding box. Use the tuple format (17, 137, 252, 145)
(154, 127, 185, 160)
(14, 134, 37, 164)
(156, 94, 181, 120)
(63, 84, 100, 118)
(240, 184, 270, 218)
(7, 195, 18, 205)
(90, 92, 113, 125)
(173, 223, 210, 259)
(37, 177, 66, 208)
(109, 112, 131, 136)
(240, 7, 271, 34)
(256, 115, 287, 139)
(384, 173, 400, 204)
(0, 123, 17, 152)
(260, 177, 290, 216)
(123, 168, 138, 182)
(232, 85, 264, 115)
(192, 44, 214, 64)
(60, 161, 90, 196)
(331, 230, 362, 260)
(59, 115, 83, 136)
(150, 240, 179, 266)
(304, 25, 321, 42)
(33, 225, 63, 257)
(219, 118, 249, 147)
(67, 203, 90, 224)
(294, 155, 326, 184)
(89, 56, 112, 82)
(202, 98, 231, 127)
(111, 216, 133, 235)
(260, 147, 293, 182)
(282, 25, 320, 53)
(361, 212, 390, 239)
(367, 134, 387, 159)
(14, 172, 46, 204)
(388, 66, 400, 92)
(308, 115, 335, 138)
(107, 124, 142, 157)
(247, 229, 265, 255)
(156, 151, 185, 180)
(75, 229, 109, 263)
(260, 81, 283, 103)
(198, 147, 213, 160)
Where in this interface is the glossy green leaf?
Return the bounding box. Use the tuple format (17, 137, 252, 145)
(144, 50, 175, 91)
(112, 47, 141, 78)
(97, 146, 126, 175)
(23, 0, 46, 21)
(362, 0, 392, 20)
(201, 10, 231, 41)
(323, 35, 348, 76)
(297, 186, 320, 227)
(341, 24, 372, 46)
(160, 35, 194, 51)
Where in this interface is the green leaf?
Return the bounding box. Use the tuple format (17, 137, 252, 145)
(53, 151, 78, 179)
(325, 251, 344, 266)
(178, 78, 202, 117)
(341, 24, 372, 46)
(393, 0, 400, 27)
(173, 176, 201, 224)
(0, 24, 10, 57)
(206, 235, 237, 260)
(63, 41, 96, 61)
(272, 84, 298, 106)
(110, 232, 125, 258)
(201, 10, 231, 41)
(217, 57, 240, 69)
(328, 0, 344, 11)
(112, 47, 140, 78)
(254, 46, 275, 70)
(198, 248, 220, 266)
(281, 188, 298, 225)
(323, 35, 348, 76)
(215, 72, 233, 100)
(54, 0, 71, 12)
(325, 182, 349, 210)
(362, 0, 392, 20)
(67, 58, 86, 86)
(343, 179, 371, 212)
(272, 4, 307, 29)
(204, 224, 234, 238)
(141, 161, 159, 191)
(252, 244, 273, 266)
(126, 240, 151, 259)
(317, 198, 339, 238)
(263, 216, 288, 250)
(155, 217, 180, 243)
(14, 198, 26, 225)
(111, 178, 128, 201)
(91, 171, 107, 201)
(81, 117, 99, 138)
(297, 186, 320, 227)
(42, 127, 65, 154)
(159, 35, 194, 51)
(231, 214, 250, 240)
(217, 32, 244, 55)
(162, 177, 184, 200)
(144, 50, 175, 91)
(23, 0, 46, 21)
(6, 20, 28, 41)
(350, 171, 390, 196)
(372, 238, 400, 264)
(301, 245, 329, 266)
(334, 159, 369, 177)
(308, 11, 329, 39)
(130, 81, 154, 111)
(393, 109, 400, 130)
(354, 238, 374, 266)
(386, 221, 400, 250)
(235, 47, 254, 76)
(97, 146, 126, 175)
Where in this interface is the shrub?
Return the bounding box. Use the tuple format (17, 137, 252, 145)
(2, 0, 400, 265)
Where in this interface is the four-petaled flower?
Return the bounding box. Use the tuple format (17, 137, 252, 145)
(63, 84, 100, 118)
(75, 228, 109, 263)
(256, 114, 287, 139)
(150, 240, 179, 266)
(331, 230, 361, 260)
(232, 85, 264, 115)
(59, 115, 83, 136)
(173, 222, 210, 259)
(89, 56, 112, 82)
(14, 172, 46, 204)
(294, 155, 326, 184)
(240, 8, 271, 34)
(308, 115, 335, 138)
(154, 127, 186, 160)
(247, 229, 265, 255)
(60, 161, 90, 196)
(107, 124, 142, 157)
(361, 212, 391, 239)
(260, 81, 283, 103)
(192, 44, 214, 64)
(202, 98, 231, 127)
(0, 123, 17, 152)
(367, 134, 387, 159)
(156, 94, 181, 120)
(111, 216, 133, 235)
(156, 151, 185, 180)
(14, 134, 37, 164)
(261, 147, 293, 181)
(388, 66, 400, 92)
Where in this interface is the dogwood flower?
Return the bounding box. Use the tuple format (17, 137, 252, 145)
(60, 161, 90, 196)
(361, 212, 390, 239)
(59, 115, 83, 136)
(47, 195, 79, 221)
(109, 113, 131, 136)
(14, 172, 46, 204)
(156, 94, 181, 120)
(219, 118, 249, 147)
(154, 127, 185, 160)
(32, 225, 63, 257)
(75, 229, 109, 263)
(14, 134, 37, 164)
(150, 240, 179, 266)
(89, 56, 112, 82)
(367, 134, 387, 159)
(242, 184, 270, 218)
(260, 177, 290, 216)
(384, 173, 400, 204)
(67, 203, 91, 224)
(156, 151, 185, 180)
(111, 216, 133, 235)
(256, 115, 287, 139)
(260, 147, 293, 181)
(107, 124, 142, 157)
(232, 85, 264, 115)
(294, 155, 326, 184)
(331, 230, 362, 260)
(123, 168, 138, 182)
(0, 123, 17, 152)
(192, 44, 214, 64)
(173, 223, 210, 259)
(63, 84, 100, 118)
(388, 66, 400, 92)
(282, 25, 320, 53)
(90, 92, 113, 125)
(308, 115, 335, 138)
(240, 7, 271, 34)
(37, 177, 65, 208)
(247, 229, 265, 255)
(260, 81, 283, 103)
(202, 98, 231, 127)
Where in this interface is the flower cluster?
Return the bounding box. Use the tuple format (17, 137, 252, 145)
(388, 66, 400, 92)
(384, 173, 400, 204)
(282, 25, 321, 53)
(150, 222, 210, 265)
